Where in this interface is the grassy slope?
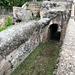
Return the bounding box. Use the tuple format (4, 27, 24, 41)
(11, 41, 60, 75)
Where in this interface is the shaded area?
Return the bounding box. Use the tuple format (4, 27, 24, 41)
(16, 19, 22, 23)
(48, 24, 61, 41)
(11, 41, 60, 75)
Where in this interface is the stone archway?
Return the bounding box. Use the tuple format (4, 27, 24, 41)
(48, 24, 61, 41)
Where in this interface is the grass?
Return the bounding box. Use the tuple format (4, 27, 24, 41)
(0, 25, 12, 32)
(11, 41, 61, 75)
(33, 17, 40, 20)
(0, 27, 8, 32)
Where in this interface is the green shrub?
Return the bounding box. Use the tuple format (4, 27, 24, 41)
(26, 3, 29, 7)
(33, 12, 40, 20)
(36, 18, 40, 20)
(5, 16, 12, 27)
(0, 27, 8, 32)
(33, 17, 40, 20)
(3, 72, 5, 75)
(25, 20, 29, 22)
(0, 25, 12, 32)
(15, 22, 19, 25)
(11, 64, 13, 69)
(0, 24, 1, 27)
(36, 12, 40, 18)
(5, 21, 8, 26)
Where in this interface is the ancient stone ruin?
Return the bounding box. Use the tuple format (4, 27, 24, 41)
(0, 0, 75, 75)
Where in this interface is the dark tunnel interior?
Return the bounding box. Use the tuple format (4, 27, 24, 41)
(48, 24, 61, 41)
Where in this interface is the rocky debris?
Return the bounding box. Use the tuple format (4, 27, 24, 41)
(13, 7, 22, 19)
(41, 1, 65, 10)
(22, 2, 41, 17)
(13, 7, 22, 23)
(13, 6, 33, 22)
(16, 10, 33, 21)
(41, 1, 50, 10)
(40, 1, 68, 18)
(43, 10, 58, 18)
(42, 9, 66, 18)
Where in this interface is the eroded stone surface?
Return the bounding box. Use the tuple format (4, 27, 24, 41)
(53, 0, 75, 74)
(0, 1, 74, 75)
(0, 18, 50, 75)
(54, 17, 75, 75)
(16, 10, 33, 21)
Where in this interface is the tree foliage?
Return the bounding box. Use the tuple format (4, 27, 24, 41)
(0, 0, 30, 9)
(0, 0, 43, 9)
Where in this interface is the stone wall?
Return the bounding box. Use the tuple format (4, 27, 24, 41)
(13, 2, 41, 19)
(13, 1, 71, 22)
(0, 6, 12, 16)
(40, 1, 72, 19)
(0, 17, 6, 27)
(22, 2, 41, 17)
(13, 7, 22, 19)
(0, 7, 13, 27)
(54, 17, 75, 75)
(0, 18, 50, 75)
(0, 1, 72, 75)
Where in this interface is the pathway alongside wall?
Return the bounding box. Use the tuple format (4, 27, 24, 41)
(54, 0, 75, 75)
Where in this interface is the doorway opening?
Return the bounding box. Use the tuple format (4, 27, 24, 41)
(48, 24, 61, 41)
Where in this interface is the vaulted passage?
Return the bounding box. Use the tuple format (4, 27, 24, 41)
(48, 24, 61, 41)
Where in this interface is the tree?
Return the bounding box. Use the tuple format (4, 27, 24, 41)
(0, 0, 30, 9)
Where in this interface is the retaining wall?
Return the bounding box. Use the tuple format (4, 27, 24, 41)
(0, 18, 50, 75)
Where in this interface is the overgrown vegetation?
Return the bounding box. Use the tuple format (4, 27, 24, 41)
(5, 16, 12, 26)
(0, 25, 12, 32)
(11, 41, 60, 75)
(33, 12, 40, 20)
(3, 72, 5, 75)
(15, 22, 19, 25)
(0, 27, 8, 32)
(0, 16, 12, 32)
(36, 12, 40, 18)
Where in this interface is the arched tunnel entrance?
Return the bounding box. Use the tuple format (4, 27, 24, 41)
(48, 24, 61, 41)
